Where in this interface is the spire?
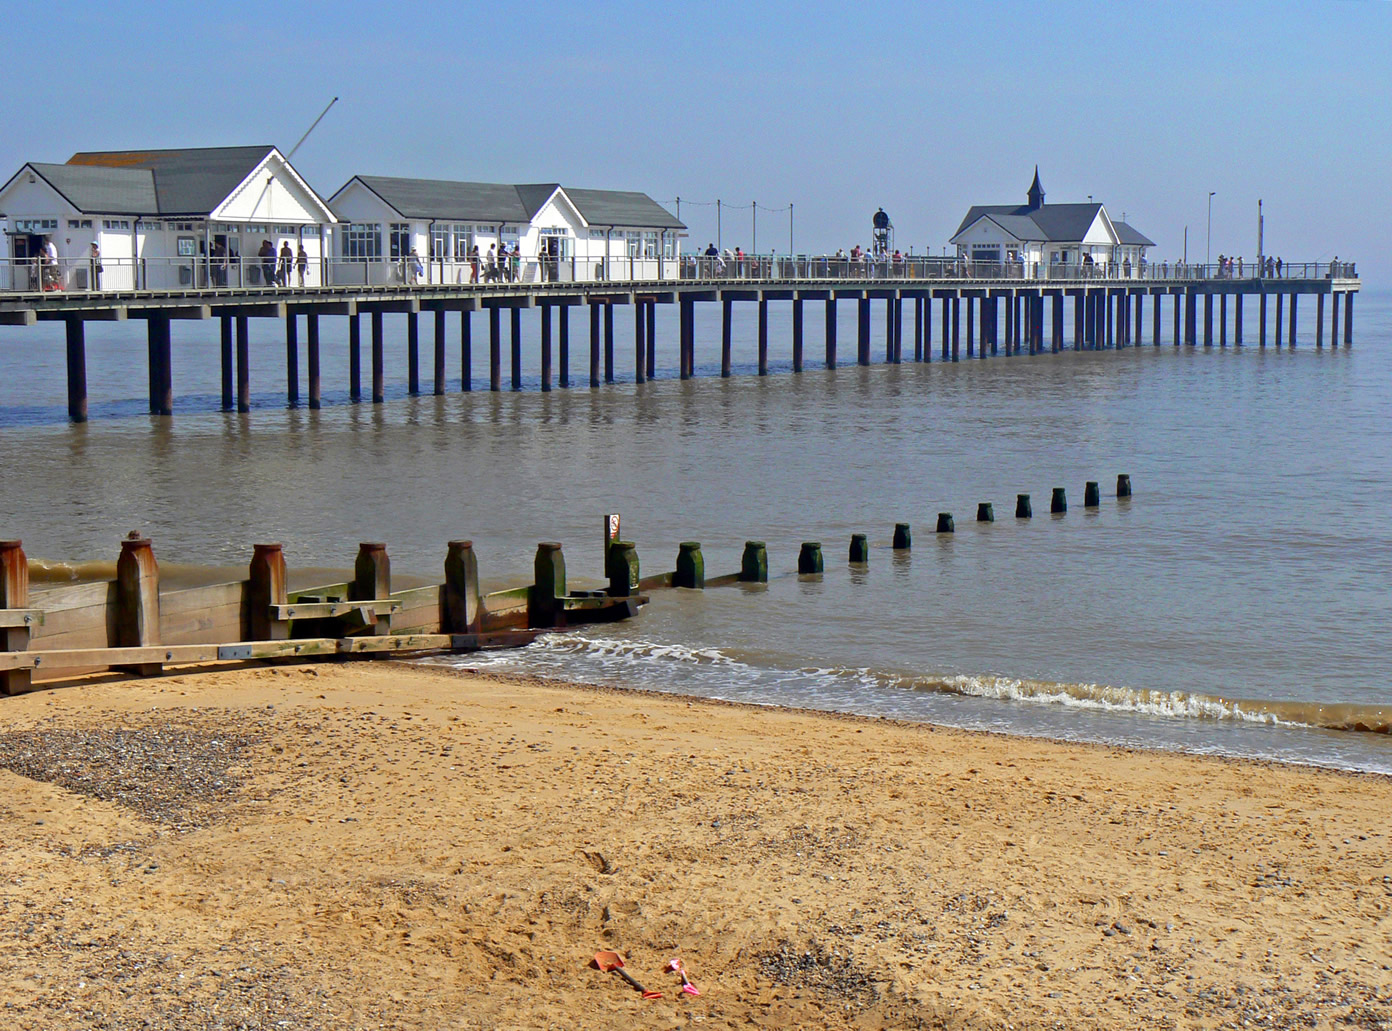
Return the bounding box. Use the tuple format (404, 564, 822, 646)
(1027, 166, 1045, 211)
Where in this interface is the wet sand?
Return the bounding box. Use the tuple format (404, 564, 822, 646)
(0, 660, 1388, 1030)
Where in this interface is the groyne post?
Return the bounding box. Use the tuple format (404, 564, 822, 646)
(530, 542, 566, 627)
(739, 541, 768, 583)
(0, 540, 31, 695)
(248, 543, 289, 641)
(308, 312, 322, 409)
(65, 317, 88, 423)
(606, 541, 640, 597)
(1051, 487, 1067, 514)
(1016, 494, 1032, 518)
(674, 542, 705, 589)
(351, 542, 392, 634)
(1117, 474, 1132, 497)
(977, 502, 994, 522)
(798, 542, 823, 574)
(444, 540, 482, 633)
(936, 513, 954, 533)
(115, 534, 161, 675)
(849, 534, 869, 563)
(1085, 481, 1101, 507)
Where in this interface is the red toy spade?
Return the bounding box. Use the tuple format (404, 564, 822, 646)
(593, 950, 663, 1000)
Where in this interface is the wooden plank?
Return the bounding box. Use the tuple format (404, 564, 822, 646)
(0, 610, 43, 629)
(31, 580, 113, 611)
(269, 600, 401, 619)
(215, 639, 341, 660)
(28, 582, 118, 645)
(160, 582, 247, 644)
(1, 643, 221, 671)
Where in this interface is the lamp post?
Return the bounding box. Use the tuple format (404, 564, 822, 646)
(1206, 191, 1215, 267)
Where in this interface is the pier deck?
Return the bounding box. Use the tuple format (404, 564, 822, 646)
(0, 263, 1363, 423)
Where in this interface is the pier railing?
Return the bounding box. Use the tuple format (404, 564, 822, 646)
(0, 254, 1358, 297)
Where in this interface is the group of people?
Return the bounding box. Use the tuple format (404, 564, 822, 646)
(255, 240, 310, 288)
(464, 243, 519, 284)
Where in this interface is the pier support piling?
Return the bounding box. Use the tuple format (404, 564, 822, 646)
(646, 302, 656, 379)
(489, 306, 502, 392)
(825, 297, 837, 368)
(1235, 294, 1244, 345)
(792, 297, 804, 372)
(857, 297, 870, 366)
(1316, 294, 1325, 348)
(371, 311, 386, 403)
(680, 298, 694, 379)
(1331, 290, 1340, 347)
(348, 313, 362, 401)
(147, 315, 172, 416)
(1275, 293, 1284, 350)
(633, 302, 645, 384)
(511, 307, 522, 391)
(220, 315, 233, 410)
(758, 297, 769, 375)
(460, 310, 473, 391)
(307, 313, 321, 410)
(590, 303, 601, 387)
(433, 309, 446, 395)
(1220, 294, 1227, 347)
(1344, 292, 1354, 345)
(65, 317, 88, 423)
(407, 311, 420, 394)
(603, 303, 614, 383)
(236, 315, 250, 413)
(1289, 294, 1298, 348)
(558, 306, 569, 387)
(542, 305, 554, 392)
(1259, 293, 1268, 347)
(285, 314, 299, 406)
(721, 298, 733, 377)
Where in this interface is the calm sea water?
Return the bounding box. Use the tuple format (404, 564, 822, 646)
(2, 291, 1389, 772)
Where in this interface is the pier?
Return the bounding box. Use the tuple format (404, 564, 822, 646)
(0, 258, 1361, 423)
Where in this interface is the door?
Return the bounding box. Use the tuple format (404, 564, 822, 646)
(11, 234, 41, 290)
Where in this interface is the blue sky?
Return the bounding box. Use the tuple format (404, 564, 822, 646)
(4, 1, 1387, 279)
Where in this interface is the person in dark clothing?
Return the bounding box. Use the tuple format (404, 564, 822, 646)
(259, 240, 277, 288)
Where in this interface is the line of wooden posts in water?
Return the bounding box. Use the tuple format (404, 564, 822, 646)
(1, 475, 1131, 694)
(0, 276, 1360, 422)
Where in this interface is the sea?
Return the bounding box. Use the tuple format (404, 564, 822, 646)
(2, 290, 1389, 773)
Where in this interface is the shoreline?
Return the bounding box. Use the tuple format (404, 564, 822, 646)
(1, 660, 1389, 1029)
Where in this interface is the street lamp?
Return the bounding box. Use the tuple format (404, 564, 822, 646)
(1207, 191, 1216, 267)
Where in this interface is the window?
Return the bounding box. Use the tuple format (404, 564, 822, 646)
(643, 231, 658, 258)
(67, 219, 93, 229)
(430, 225, 450, 259)
(590, 229, 607, 240)
(273, 224, 298, 235)
(141, 221, 164, 231)
(662, 234, 676, 259)
(169, 221, 199, 232)
(626, 231, 641, 257)
(345, 223, 381, 260)
(244, 224, 269, 235)
(102, 219, 130, 231)
(16, 218, 59, 232)
(389, 222, 411, 259)
(453, 224, 472, 258)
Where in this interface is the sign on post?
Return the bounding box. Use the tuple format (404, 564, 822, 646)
(604, 514, 621, 553)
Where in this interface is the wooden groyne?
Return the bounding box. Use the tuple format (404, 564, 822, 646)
(0, 266, 1361, 423)
(0, 536, 645, 694)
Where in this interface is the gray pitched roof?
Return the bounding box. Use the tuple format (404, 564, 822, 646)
(66, 146, 276, 216)
(25, 162, 159, 215)
(1113, 221, 1156, 247)
(335, 177, 685, 230)
(563, 188, 683, 229)
(348, 176, 536, 224)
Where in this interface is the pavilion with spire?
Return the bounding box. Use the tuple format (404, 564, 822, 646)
(949, 168, 1153, 275)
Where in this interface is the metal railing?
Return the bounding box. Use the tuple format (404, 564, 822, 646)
(0, 254, 1358, 296)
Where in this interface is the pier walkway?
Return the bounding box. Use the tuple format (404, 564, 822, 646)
(0, 258, 1362, 422)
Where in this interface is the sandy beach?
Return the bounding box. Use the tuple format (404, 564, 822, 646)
(0, 660, 1388, 1030)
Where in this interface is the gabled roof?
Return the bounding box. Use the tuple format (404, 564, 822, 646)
(1113, 221, 1156, 247)
(345, 176, 537, 224)
(953, 202, 1105, 243)
(562, 188, 684, 229)
(333, 177, 685, 230)
(67, 146, 277, 216)
(20, 162, 159, 215)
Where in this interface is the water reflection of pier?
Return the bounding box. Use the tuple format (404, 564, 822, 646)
(0, 266, 1362, 423)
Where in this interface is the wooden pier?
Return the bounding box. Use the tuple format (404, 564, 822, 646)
(0, 268, 1362, 422)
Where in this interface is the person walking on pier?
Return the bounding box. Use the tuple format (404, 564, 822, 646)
(258, 240, 276, 288)
(211, 239, 227, 287)
(408, 247, 423, 285)
(89, 241, 102, 291)
(296, 243, 308, 287)
(278, 242, 294, 287)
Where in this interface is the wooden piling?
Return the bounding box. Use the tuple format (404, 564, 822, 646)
(758, 297, 769, 375)
(857, 297, 871, 366)
(1275, 293, 1284, 350)
(351, 542, 392, 634)
(1316, 293, 1325, 348)
(433, 308, 447, 395)
(349, 312, 362, 400)
(115, 534, 161, 674)
(603, 303, 614, 384)
(1117, 474, 1132, 497)
(977, 503, 994, 522)
(0, 541, 31, 695)
(645, 301, 656, 379)
(236, 315, 251, 413)
(1331, 290, 1340, 347)
(490, 305, 503, 392)
(825, 297, 837, 368)
(65, 317, 88, 423)
(220, 315, 234, 410)
(722, 298, 733, 377)
(1085, 481, 1101, 507)
(443, 540, 482, 633)
(674, 542, 705, 589)
(1235, 294, 1244, 346)
(893, 523, 911, 550)
(885, 296, 896, 363)
(148, 315, 172, 416)
(372, 310, 386, 402)
(923, 293, 932, 362)
(460, 309, 473, 391)
(590, 302, 601, 387)
(606, 541, 640, 597)
(286, 314, 299, 405)
(1289, 294, 1298, 348)
(529, 542, 566, 628)
(797, 542, 823, 575)
(1151, 292, 1161, 346)
(307, 313, 321, 409)
(541, 305, 554, 392)
(680, 298, 695, 379)
(739, 541, 768, 583)
(1172, 291, 1181, 347)
(407, 311, 420, 394)
(248, 543, 289, 641)
(792, 297, 804, 372)
(951, 293, 960, 361)
(1219, 294, 1227, 347)
(1259, 293, 1268, 347)
(1344, 291, 1353, 345)
(634, 302, 646, 384)
(1016, 494, 1032, 518)
(511, 306, 523, 391)
(936, 513, 954, 533)
(913, 297, 923, 362)
(1051, 487, 1067, 514)
(966, 294, 975, 359)
(1203, 294, 1213, 347)
(558, 306, 569, 387)
(849, 534, 869, 563)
